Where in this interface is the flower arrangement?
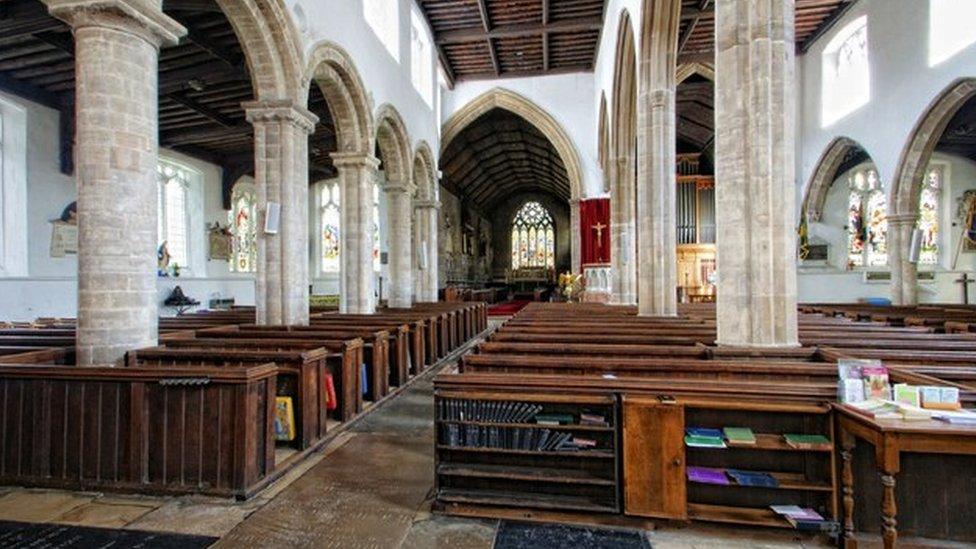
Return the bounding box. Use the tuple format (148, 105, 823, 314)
(558, 272, 584, 302)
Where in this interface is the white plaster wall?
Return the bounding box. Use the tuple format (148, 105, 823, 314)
(798, 0, 976, 208)
(290, 0, 441, 157)
(441, 73, 600, 198)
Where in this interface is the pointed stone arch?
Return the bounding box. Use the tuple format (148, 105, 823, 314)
(598, 92, 610, 193)
(441, 88, 583, 202)
(891, 78, 976, 215)
(374, 104, 413, 187)
(304, 41, 375, 156)
(610, 9, 637, 305)
(676, 61, 714, 84)
(801, 136, 871, 222)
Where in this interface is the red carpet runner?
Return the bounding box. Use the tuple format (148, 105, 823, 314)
(487, 300, 531, 316)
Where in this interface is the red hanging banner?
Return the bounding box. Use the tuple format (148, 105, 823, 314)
(580, 198, 611, 267)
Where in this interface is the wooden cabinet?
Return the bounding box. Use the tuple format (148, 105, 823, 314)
(623, 396, 686, 519)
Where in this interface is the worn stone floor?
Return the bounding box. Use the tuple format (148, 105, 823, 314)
(0, 322, 964, 547)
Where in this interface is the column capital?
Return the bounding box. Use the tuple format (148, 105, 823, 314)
(330, 151, 381, 170)
(414, 199, 441, 210)
(887, 213, 918, 226)
(43, 0, 186, 47)
(244, 100, 318, 134)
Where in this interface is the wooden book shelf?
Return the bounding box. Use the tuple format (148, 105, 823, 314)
(435, 392, 620, 514)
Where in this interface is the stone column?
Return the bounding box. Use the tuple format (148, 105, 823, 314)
(887, 214, 918, 305)
(385, 180, 414, 308)
(332, 152, 379, 313)
(43, 0, 184, 365)
(570, 198, 581, 273)
(414, 199, 440, 302)
(610, 157, 637, 304)
(245, 101, 317, 326)
(714, 0, 799, 347)
(637, 88, 678, 316)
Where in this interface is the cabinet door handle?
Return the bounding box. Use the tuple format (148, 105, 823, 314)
(672, 458, 682, 466)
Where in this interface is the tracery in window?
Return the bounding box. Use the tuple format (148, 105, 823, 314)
(511, 201, 555, 270)
(846, 168, 887, 267)
(228, 183, 257, 272)
(320, 182, 341, 273)
(917, 167, 942, 265)
(822, 16, 870, 126)
(157, 162, 190, 268)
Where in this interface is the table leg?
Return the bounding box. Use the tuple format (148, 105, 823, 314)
(881, 473, 897, 549)
(841, 430, 857, 548)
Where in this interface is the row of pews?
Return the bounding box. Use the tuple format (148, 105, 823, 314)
(0, 302, 486, 499)
(433, 302, 976, 545)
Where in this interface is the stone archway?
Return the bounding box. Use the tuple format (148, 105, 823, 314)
(441, 87, 584, 272)
(610, 10, 637, 305)
(801, 137, 870, 222)
(888, 78, 976, 305)
(636, 0, 682, 316)
(305, 41, 377, 313)
(413, 141, 439, 302)
(598, 92, 610, 193)
(375, 104, 414, 308)
(676, 61, 715, 84)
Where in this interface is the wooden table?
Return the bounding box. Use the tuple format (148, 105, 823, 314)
(835, 404, 976, 548)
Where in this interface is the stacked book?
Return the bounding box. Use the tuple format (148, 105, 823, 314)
(933, 408, 976, 425)
(580, 412, 610, 427)
(684, 428, 726, 448)
(782, 434, 832, 450)
(686, 467, 779, 488)
(770, 505, 837, 532)
(438, 399, 543, 423)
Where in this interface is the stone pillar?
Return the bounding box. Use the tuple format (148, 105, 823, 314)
(245, 101, 317, 326)
(332, 152, 379, 313)
(43, 0, 184, 365)
(887, 214, 918, 305)
(570, 198, 581, 273)
(610, 157, 637, 305)
(414, 199, 440, 302)
(637, 88, 678, 316)
(714, 0, 799, 347)
(385, 180, 414, 308)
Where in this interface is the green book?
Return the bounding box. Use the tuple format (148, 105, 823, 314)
(684, 435, 726, 449)
(723, 427, 756, 445)
(783, 434, 831, 449)
(534, 413, 574, 426)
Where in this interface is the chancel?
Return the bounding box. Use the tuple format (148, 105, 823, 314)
(0, 0, 973, 547)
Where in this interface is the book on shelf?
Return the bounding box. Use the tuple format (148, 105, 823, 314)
(770, 505, 835, 532)
(846, 399, 933, 421)
(685, 434, 726, 449)
(723, 427, 756, 446)
(687, 466, 730, 485)
(535, 413, 574, 426)
(438, 399, 543, 423)
(686, 427, 724, 438)
(727, 469, 779, 488)
(782, 434, 832, 450)
(580, 412, 609, 427)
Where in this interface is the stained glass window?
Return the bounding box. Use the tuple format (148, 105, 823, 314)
(917, 167, 942, 265)
(320, 182, 341, 273)
(157, 162, 191, 268)
(228, 184, 257, 273)
(511, 201, 555, 270)
(373, 182, 381, 273)
(846, 168, 887, 267)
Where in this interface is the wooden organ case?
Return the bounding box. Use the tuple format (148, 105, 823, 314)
(676, 154, 716, 303)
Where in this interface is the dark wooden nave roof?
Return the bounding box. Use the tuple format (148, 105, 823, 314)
(440, 108, 569, 211)
(0, 0, 338, 206)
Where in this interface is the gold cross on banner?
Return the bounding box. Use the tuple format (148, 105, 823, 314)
(592, 222, 607, 247)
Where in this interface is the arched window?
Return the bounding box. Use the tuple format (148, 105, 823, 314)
(157, 161, 191, 268)
(918, 167, 943, 265)
(373, 182, 381, 272)
(846, 168, 887, 267)
(364, 0, 400, 62)
(320, 182, 341, 273)
(410, 7, 433, 106)
(228, 183, 257, 273)
(822, 16, 870, 126)
(511, 201, 555, 270)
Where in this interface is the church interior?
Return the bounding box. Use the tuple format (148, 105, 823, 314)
(0, 0, 974, 547)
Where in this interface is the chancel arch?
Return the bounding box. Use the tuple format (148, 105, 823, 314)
(610, 9, 637, 305)
(889, 78, 976, 305)
(304, 41, 377, 313)
(374, 104, 414, 308)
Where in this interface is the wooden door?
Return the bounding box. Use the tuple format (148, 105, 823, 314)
(622, 396, 687, 519)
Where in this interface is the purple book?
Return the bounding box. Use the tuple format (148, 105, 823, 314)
(687, 466, 730, 485)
